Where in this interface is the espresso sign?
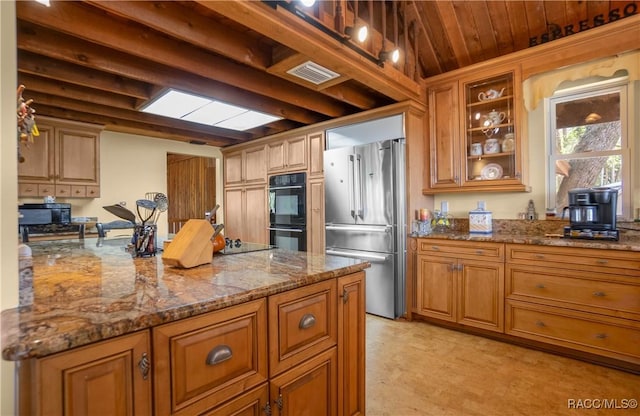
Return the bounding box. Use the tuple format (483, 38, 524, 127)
(529, 2, 637, 46)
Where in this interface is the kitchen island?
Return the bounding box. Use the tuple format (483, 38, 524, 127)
(2, 237, 369, 415)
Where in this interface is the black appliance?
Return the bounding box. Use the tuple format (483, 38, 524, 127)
(268, 172, 307, 251)
(19, 203, 72, 225)
(563, 187, 619, 240)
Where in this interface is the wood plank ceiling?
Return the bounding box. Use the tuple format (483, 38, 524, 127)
(15, 0, 638, 147)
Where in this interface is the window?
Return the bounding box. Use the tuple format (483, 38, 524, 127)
(547, 77, 630, 217)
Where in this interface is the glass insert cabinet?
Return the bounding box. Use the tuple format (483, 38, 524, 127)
(464, 72, 516, 184)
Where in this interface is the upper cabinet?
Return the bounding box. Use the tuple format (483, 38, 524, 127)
(224, 144, 267, 187)
(267, 135, 307, 173)
(425, 66, 528, 193)
(18, 117, 102, 198)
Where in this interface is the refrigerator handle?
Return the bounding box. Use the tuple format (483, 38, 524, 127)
(355, 154, 364, 218)
(348, 155, 356, 219)
(326, 249, 389, 263)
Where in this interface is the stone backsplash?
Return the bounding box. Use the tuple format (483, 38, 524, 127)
(448, 218, 640, 237)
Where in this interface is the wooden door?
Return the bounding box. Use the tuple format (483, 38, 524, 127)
(244, 185, 268, 244)
(457, 259, 505, 332)
(284, 136, 307, 171)
(244, 145, 267, 184)
(225, 151, 244, 186)
(269, 347, 337, 416)
(337, 272, 365, 416)
(34, 331, 151, 416)
(428, 81, 460, 189)
(416, 255, 457, 321)
(201, 384, 269, 416)
(308, 178, 325, 254)
(167, 154, 217, 233)
(308, 131, 325, 177)
(56, 125, 100, 185)
(224, 187, 244, 241)
(267, 140, 287, 172)
(18, 122, 54, 183)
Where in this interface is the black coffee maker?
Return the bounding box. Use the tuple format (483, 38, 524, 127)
(563, 187, 619, 240)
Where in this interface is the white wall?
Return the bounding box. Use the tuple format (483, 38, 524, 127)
(435, 53, 640, 220)
(1, 1, 18, 413)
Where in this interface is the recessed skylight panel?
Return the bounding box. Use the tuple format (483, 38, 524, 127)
(216, 111, 281, 131)
(142, 90, 209, 119)
(183, 101, 247, 125)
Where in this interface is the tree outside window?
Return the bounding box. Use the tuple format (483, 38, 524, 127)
(548, 81, 628, 216)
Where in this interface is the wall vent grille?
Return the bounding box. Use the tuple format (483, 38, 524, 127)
(286, 61, 340, 85)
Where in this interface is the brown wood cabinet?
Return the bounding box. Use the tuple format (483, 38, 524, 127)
(153, 299, 268, 415)
(18, 331, 151, 415)
(267, 135, 307, 173)
(505, 244, 640, 365)
(224, 144, 267, 187)
(424, 66, 528, 194)
(18, 117, 102, 198)
(415, 239, 505, 332)
(308, 178, 325, 254)
(308, 131, 325, 178)
(224, 184, 268, 244)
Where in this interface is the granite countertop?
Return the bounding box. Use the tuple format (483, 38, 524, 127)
(415, 231, 640, 252)
(1, 238, 370, 361)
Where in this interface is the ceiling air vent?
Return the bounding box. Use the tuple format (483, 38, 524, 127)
(286, 61, 340, 85)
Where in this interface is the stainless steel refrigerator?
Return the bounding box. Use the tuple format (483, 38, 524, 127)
(324, 138, 406, 319)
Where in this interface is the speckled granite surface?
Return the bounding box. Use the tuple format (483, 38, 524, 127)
(417, 219, 640, 251)
(2, 238, 369, 361)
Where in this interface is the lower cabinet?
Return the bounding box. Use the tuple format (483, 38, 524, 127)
(224, 184, 268, 244)
(17, 272, 366, 415)
(17, 331, 152, 416)
(416, 239, 504, 332)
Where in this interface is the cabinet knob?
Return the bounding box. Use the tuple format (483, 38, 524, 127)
(596, 259, 608, 265)
(535, 320, 546, 328)
(595, 333, 608, 339)
(593, 291, 606, 297)
(299, 313, 316, 329)
(535, 283, 545, 289)
(138, 352, 150, 380)
(206, 344, 233, 365)
(475, 250, 484, 255)
(534, 254, 545, 259)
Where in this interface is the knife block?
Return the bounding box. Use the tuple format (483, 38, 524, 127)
(162, 219, 213, 268)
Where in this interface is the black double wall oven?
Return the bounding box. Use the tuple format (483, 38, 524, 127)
(268, 172, 306, 251)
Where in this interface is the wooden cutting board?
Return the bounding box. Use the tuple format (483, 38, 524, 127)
(162, 219, 213, 268)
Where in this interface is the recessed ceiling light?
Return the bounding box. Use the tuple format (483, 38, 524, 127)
(141, 89, 282, 131)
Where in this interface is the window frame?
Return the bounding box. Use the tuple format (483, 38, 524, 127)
(546, 78, 630, 218)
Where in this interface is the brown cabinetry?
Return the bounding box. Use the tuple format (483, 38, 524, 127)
(308, 178, 325, 254)
(224, 184, 268, 244)
(308, 131, 325, 177)
(424, 67, 527, 193)
(18, 117, 102, 198)
(224, 144, 267, 187)
(505, 244, 640, 365)
(18, 331, 151, 415)
(267, 135, 307, 173)
(416, 239, 505, 332)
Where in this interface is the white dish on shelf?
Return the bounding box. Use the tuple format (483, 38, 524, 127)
(481, 163, 503, 180)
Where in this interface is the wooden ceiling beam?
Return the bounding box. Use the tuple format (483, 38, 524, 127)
(35, 104, 238, 147)
(27, 91, 253, 142)
(16, 21, 326, 126)
(18, 50, 151, 100)
(87, 0, 273, 70)
(16, 1, 353, 118)
(199, 0, 423, 103)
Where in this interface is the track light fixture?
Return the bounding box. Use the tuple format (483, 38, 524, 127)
(378, 48, 400, 65)
(345, 25, 368, 43)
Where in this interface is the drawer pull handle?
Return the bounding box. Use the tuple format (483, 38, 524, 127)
(475, 250, 484, 255)
(535, 321, 546, 327)
(432, 246, 440, 250)
(534, 254, 545, 259)
(593, 291, 606, 297)
(595, 333, 608, 339)
(596, 259, 608, 264)
(138, 352, 150, 380)
(535, 283, 545, 289)
(299, 313, 316, 329)
(340, 288, 349, 304)
(206, 345, 233, 366)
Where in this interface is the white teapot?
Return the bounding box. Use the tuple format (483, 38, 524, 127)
(478, 88, 505, 101)
(482, 110, 506, 128)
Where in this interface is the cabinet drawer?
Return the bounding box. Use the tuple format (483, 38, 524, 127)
(71, 185, 87, 197)
(153, 299, 268, 416)
(268, 279, 337, 376)
(200, 383, 268, 416)
(506, 244, 640, 274)
(86, 185, 100, 198)
(506, 300, 640, 363)
(418, 239, 504, 261)
(18, 183, 39, 197)
(507, 265, 640, 320)
(55, 184, 72, 197)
